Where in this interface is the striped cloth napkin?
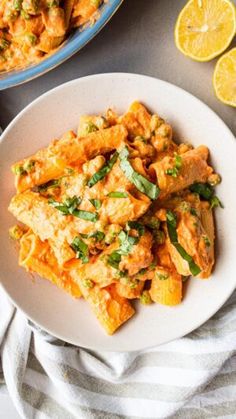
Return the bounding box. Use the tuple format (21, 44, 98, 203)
(0, 286, 236, 419)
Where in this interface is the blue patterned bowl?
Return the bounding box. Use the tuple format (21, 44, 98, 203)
(0, 0, 123, 90)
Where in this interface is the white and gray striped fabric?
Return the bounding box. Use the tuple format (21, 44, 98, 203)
(1, 286, 236, 419)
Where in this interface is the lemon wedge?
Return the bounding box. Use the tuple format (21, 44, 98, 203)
(175, 0, 236, 62)
(213, 47, 236, 107)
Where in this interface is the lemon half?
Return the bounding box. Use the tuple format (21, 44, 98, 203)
(213, 47, 236, 107)
(175, 0, 236, 62)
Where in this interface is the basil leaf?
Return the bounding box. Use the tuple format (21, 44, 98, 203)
(88, 231, 105, 242)
(64, 196, 82, 214)
(71, 237, 89, 264)
(189, 183, 214, 200)
(189, 182, 223, 210)
(119, 147, 159, 200)
(107, 191, 128, 198)
(107, 251, 121, 269)
(126, 221, 145, 237)
(48, 196, 81, 215)
(72, 209, 98, 222)
(210, 196, 223, 209)
(106, 229, 138, 269)
(89, 199, 102, 210)
(87, 152, 118, 188)
(166, 210, 201, 276)
(48, 199, 70, 214)
(37, 179, 61, 192)
(49, 196, 98, 222)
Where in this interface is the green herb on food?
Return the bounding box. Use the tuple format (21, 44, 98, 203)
(140, 290, 152, 305)
(166, 210, 201, 276)
(119, 147, 159, 200)
(189, 182, 223, 209)
(89, 199, 102, 210)
(107, 191, 128, 198)
(165, 153, 182, 177)
(87, 152, 118, 188)
(71, 236, 89, 264)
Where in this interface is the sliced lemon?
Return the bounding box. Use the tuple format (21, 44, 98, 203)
(175, 0, 236, 62)
(213, 47, 236, 107)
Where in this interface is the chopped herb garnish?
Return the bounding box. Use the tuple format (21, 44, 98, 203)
(203, 236, 211, 247)
(138, 268, 148, 275)
(189, 182, 214, 200)
(107, 191, 128, 198)
(189, 182, 223, 210)
(140, 290, 152, 305)
(156, 272, 169, 280)
(82, 278, 94, 288)
(12, 165, 27, 176)
(107, 251, 121, 270)
(88, 231, 105, 242)
(210, 196, 223, 209)
(71, 236, 89, 264)
(153, 229, 165, 244)
(190, 208, 198, 216)
(37, 179, 61, 192)
(48, 196, 98, 222)
(126, 221, 145, 237)
(72, 209, 98, 222)
(107, 230, 138, 270)
(119, 147, 159, 200)
(89, 199, 102, 210)
(166, 210, 201, 276)
(87, 152, 118, 188)
(165, 154, 182, 177)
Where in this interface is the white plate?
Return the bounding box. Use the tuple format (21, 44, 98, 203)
(0, 73, 236, 352)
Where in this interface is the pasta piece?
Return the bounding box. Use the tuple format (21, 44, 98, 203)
(12, 125, 128, 193)
(8, 191, 98, 266)
(72, 0, 101, 26)
(150, 267, 182, 306)
(149, 146, 213, 199)
(42, 8, 67, 37)
(64, 0, 75, 29)
(74, 281, 135, 335)
(199, 201, 215, 279)
(37, 32, 65, 53)
(119, 101, 152, 139)
(19, 231, 81, 298)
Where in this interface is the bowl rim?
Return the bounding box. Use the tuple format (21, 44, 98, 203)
(0, 0, 123, 91)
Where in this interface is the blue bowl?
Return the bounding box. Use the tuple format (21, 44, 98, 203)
(0, 0, 123, 90)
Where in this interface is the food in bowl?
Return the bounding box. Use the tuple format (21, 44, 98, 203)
(0, 0, 103, 72)
(8, 101, 222, 334)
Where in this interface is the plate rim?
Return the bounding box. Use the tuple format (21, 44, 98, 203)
(1, 72, 236, 351)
